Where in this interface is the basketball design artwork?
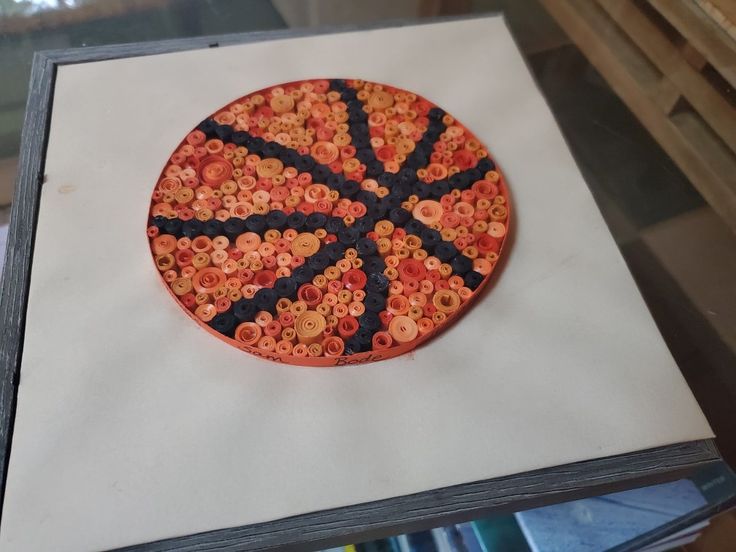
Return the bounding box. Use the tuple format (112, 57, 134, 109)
(146, 79, 511, 366)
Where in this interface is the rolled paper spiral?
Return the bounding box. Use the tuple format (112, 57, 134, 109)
(294, 311, 327, 345)
(199, 156, 232, 186)
(234, 322, 262, 346)
(322, 336, 345, 357)
(388, 315, 419, 344)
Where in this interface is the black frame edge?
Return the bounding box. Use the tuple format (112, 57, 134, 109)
(0, 51, 56, 518)
(114, 440, 719, 551)
(0, 18, 724, 552)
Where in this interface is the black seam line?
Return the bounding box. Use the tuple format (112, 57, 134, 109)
(330, 80, 373, 164)
(155, 209, 467, 273)
(195, 231, 387, 351)
(408, 118, 448, 175)
(154, 209, 467, 273)
(329, 80, 465, 204)
(327, 82, 495, 197)
(330, 76, 447, 177)
(152, 209, 374, 241)
(208, 252, 337, 327)
(199, 87, 494, 208)
(398, 216, 475, 284)
(352, 211, 389, 350)
(404, 216, 457, 245)
(344, 98, 372, 154)
(198, 119, 388, 207)
(159, 212, 377, 346)
(210, 248, 387, 347)
(197, 210, 477, 346)
(354, 262, 387, 350)
(401, 218, 456, 249)
(328, 80, 418, 204)
(197, 113, 436, 215)
(205, 236, 343, 336)
(154, 203, 388, 352)
(448, 163, 494, 191)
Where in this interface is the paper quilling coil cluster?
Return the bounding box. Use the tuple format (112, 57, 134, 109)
(147, 79, 511, 366)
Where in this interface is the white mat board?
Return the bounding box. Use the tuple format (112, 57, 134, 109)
(0, 16, 712, 552)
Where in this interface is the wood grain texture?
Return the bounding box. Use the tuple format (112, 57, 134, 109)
(539, 0, 736, 232)
(0, 18, 722, 551)
(112, 441, 719, 552)
(596, 0, 736, 152)
(650, 0, 736, 89)
(0, 52, 55, 515)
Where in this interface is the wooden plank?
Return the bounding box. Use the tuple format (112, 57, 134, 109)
(540, 0, 736, 232)
(671, 109, 736, 200)
(654, 77, 682, 115)
(0, 18, 724, 551)
(707, 0, 736, 29)
(682, 43, 708, 72)
(649, 0, 736, 89)
(542, 0, 663, 88)
(597, 0, 736, 153)
(694, 0, 736, 42)
(0, 53, 55, 513)
(113, 441, 719, 552)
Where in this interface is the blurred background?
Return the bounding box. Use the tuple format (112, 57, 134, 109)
(0, 0, 567, 208)
(0, 1, 734, 550)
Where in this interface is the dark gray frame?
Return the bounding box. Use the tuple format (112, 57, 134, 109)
(0, 17, 723, 552)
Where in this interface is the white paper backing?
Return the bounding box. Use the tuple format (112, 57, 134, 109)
(0, 16, 712, 552)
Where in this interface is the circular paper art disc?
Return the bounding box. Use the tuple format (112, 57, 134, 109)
(147, 79, 511, 366)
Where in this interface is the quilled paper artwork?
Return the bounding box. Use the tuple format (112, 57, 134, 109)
(147, 79, 511, 366)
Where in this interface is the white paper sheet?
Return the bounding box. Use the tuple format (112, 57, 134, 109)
(0, 16, 712, 552)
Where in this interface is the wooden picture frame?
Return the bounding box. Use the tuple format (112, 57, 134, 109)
(0, 17, 722, 551)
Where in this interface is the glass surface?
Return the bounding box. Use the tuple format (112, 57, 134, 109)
(0, 0, 734, 467)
